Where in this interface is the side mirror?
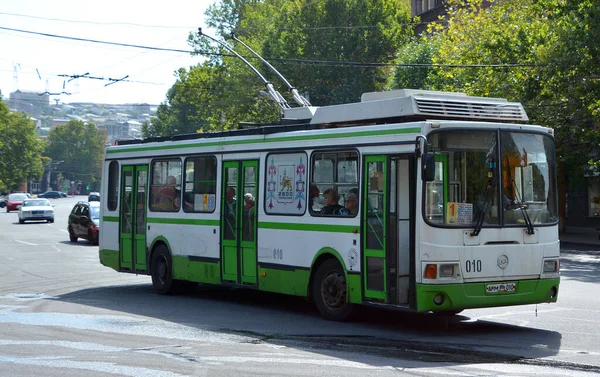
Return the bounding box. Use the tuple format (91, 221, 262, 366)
(422, 153, 436, 182)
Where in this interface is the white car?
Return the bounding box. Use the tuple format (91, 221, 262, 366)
(18, 199, 55, 224)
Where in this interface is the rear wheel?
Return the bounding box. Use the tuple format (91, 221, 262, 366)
(68, 226, 78, 242)
(151, 245, 175, 295)
(19, 218, 24, 224)
(312, 258, 353, 321)
(88, 229, 97, 245)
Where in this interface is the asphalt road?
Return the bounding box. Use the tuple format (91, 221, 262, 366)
(0, 196, 598, 376)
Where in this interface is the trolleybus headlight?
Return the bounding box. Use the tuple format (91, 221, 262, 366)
(439, 264, 457, 278)
(433, 293, 445, 306)
(424, 264, 437, 279)
(543, 259, 559, 273)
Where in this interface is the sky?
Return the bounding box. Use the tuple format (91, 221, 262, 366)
(0, 0, 216, 105)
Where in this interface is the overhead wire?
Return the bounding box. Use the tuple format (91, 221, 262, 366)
(0, 26, 539, 69)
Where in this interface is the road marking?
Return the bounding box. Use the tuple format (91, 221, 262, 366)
(59, 229, 67, 233)
(15, 240, 38, 246)
(52, 245, 61, 252)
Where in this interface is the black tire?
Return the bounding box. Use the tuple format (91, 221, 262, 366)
(68, 226, 78, 243)
(151, 244, 176, 295)
(312, 258, 353, 321)
(48, 219, 54, 223)
(19, 219, 24, 224)
(88, 229, 96, 245)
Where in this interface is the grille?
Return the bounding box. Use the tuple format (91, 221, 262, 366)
(415, 97, 528, 121)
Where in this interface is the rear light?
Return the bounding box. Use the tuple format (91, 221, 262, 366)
(424, 264, 437, 279)
(543, 259, 559, 273)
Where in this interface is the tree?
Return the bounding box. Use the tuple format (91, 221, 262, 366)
(0, 99, 44, 192)
(44, 120, 105, 185)
(239, 0, 414, 105)
(147, 0, 414, 137)
(390, 0, 600, 231)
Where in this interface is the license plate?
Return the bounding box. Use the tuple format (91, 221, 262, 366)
(33, 214, 44, 217)
(486, 283, 516, 294)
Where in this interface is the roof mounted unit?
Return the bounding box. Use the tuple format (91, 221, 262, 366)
(306, 89, 528, 125)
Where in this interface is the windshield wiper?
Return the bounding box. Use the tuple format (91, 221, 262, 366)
(472, 179, 496, 236)
(507, 180, 535, 235)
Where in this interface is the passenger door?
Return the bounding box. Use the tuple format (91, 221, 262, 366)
(363, 155, 389, 301)
(221, 160, 258, 285)
(119, 165, 148, 272)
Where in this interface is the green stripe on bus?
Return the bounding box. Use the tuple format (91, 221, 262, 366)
(103, 216, 119, 222)
(258, 221, 358, 233)
(147, 217, 220, 226)
(106, 127, 422, 154)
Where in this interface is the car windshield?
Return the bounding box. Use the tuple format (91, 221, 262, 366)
(9, 194, 28, 201)
(22, 200, 51, 207)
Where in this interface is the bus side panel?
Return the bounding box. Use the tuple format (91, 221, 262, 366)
(258, 267, 309, 296)
(173, 256, 221, 285)
(257, 224, 361, 299)
(147, 222, 220, 281)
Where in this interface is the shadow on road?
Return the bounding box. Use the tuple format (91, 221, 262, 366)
(52, 282, 562, 366)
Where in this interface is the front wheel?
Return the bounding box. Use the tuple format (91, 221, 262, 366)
(19, 218, 24, 224)
(151, 245, 176, 295)
(312, 258, 353, 321)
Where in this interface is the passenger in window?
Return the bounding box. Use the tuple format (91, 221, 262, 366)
(158, 175, 178, 209)
(224, 186, 237, 216)
(243, 193, 255, 214)
(321, 188, 343, 215)
(338, 192, 358, 216)
(224, 186, 236, 240)
(309, 184, 320, 209)
(172, 189, 181, 211)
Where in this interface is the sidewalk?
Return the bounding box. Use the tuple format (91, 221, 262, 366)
(560, 227, 600, 247)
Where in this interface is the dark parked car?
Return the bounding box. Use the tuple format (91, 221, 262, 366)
(68, 201, 100, 245)
(60, 192, 68, 198)
(88, 192, 100, 201)
(38, 191, 63, 199)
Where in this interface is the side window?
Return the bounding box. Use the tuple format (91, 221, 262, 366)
(149, 159, 182, 212)
(183, 156, 217, 213)
(107, 161, 119, 211)
(264, 152, 308, 215)
(310, 150, 359, 216)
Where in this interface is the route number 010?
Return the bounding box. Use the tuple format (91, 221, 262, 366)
(465, 259, 482, 273)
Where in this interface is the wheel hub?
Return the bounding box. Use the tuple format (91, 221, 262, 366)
(321, 272, 347, 310)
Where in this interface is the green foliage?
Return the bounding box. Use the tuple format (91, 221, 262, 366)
(148, 0, 413, 137)
(391, 36, 441, 90)
(44, 120, 105, 184)
(256, 0, 413, 105)
(0, 99, 44, 192)
(390, 0, 600, 180)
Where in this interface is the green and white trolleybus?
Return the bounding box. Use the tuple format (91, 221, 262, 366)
(99, 88, 560, 321)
